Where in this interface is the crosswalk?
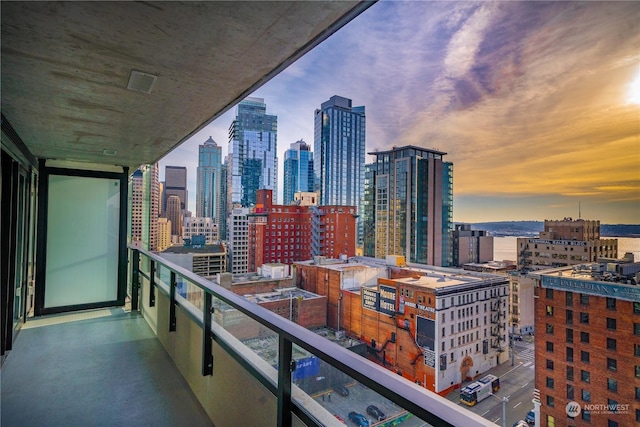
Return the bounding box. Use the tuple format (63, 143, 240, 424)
(517, 347, 535, 369)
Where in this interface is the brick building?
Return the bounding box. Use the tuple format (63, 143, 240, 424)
(248, 189, 356, 271)
(532, 261, 640, 427)
(206, 268, 326, 339)
(294, 257, 509, 395)
(511, 218, 618, 335)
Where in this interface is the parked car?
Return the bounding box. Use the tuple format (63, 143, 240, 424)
(525, 410, 535, 424)
(513, 421, 528, 427)
(366, 405, 386, 421)
(334, 414, 346, 424)
(348, 411, 369, 427)
(334, 385, 350, 396)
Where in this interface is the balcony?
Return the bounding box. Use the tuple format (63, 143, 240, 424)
(2, 3, 492, 425)
(3, 248, 492, 427)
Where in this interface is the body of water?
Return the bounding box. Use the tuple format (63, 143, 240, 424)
(493, 236, 640, 263)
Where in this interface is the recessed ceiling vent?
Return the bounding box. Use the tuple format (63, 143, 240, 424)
(127, 70, 158, 93)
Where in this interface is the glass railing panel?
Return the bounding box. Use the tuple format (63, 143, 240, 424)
(176, 278, 204, 311)
(139, 253, 151, 276)
(129, 247, 492, 427)
(214, 297, 279, 353)
(288, 342, 430, 427)
(156, 263, 171, 288)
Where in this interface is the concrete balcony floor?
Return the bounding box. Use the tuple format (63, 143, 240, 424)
(1, 309, 213, 427)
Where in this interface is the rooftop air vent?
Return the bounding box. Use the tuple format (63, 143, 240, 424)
(127, 70, 158, 93)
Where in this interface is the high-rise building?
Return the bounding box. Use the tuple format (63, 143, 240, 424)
(283, 140, 313, 205)
(219, 161, 228, 241)
(313, 95, 365, 242)
(227, 97, 278, 209)
(166, 195, 182, 237)
(248, 190, 311, 271)
(157, 217, 172, 252)
(196, 136, 223, 221)
(247, 189, 357, 271)
(452, 224, 494, 267)
(164, 165, 187, 212)
(510, 218, 618, 335)
(532, 259, 640, 427)
(183, 217, 219, 244)
(130, 164, 160, 251)
(362, 162, 376, 257)
(228, 207, 250, 274)
(370, 145, 453, 266)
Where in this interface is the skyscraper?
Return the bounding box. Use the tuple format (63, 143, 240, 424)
(219, 161, 228, 241)
(314, 95, 365, 242)
(196, 136, 223, 220)
(362, 162, 376, 257)
(371, 145, 453, 266)
(166, 195, 182, 237)
(164, 165, 187, 213)
(227, 97, 278, 209)
(130, 164, 160, 251)
(282, 140, 314, 205)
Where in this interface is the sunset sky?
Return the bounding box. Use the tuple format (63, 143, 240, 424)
(159, 1, 640, 224)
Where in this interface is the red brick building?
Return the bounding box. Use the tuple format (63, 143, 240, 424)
(249, 189, 311, 271)
(294, 258, 509, 395)
(248, 189, 356, 271)
(211, 271, 326, 339)
(533, 263, 640, 427)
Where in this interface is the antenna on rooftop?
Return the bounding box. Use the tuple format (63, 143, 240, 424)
(579, 201, 581, 219)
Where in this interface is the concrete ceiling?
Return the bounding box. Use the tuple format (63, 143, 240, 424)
(1, 1, 372, 170)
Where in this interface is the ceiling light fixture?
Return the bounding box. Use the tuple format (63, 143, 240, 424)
(103, 149, 117, 156)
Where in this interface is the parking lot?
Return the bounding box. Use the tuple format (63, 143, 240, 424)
(312, 382, 428, 426)
(309, 337, 536, 426)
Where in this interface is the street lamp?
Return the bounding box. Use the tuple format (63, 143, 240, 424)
(490, 393, 509, 427)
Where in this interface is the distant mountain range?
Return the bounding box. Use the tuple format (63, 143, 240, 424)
(469, 221, 640, 237)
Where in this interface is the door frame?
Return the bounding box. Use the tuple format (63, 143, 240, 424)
(34, 161, 129, 316)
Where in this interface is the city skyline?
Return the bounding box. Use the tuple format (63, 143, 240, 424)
(159, 1, 639, 224)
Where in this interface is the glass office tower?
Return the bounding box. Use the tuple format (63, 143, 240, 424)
(196, 136, 223, 220)
(283, 140, 314, 205)
(228, 97, 277, 209)
(371, 145, 453, 266)
(313, 95, 365, 243)
(164, 165, 187, 213)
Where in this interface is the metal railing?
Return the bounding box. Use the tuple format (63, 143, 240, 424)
(129, 245, 493, 427)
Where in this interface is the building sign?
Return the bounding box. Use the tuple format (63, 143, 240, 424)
(541, 276, 640, 302)
(292, 356, 319, 381)
(528, 239, 587, 246)
(379, 285, 397, 316)
(403, 300, 435, 313)
(423, 348, 435, 368)
(362, 288, 380, 312)
(416, 316, 435, 351)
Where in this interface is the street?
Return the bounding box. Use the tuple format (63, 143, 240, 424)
(445, 337, 536, 426)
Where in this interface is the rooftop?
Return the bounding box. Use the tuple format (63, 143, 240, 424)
(244, 287, 321, 303)
(161, 244, 225, 254)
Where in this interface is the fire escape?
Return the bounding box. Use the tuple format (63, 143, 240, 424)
(490, 288, 507, 353)
(310, 206, 325, 257)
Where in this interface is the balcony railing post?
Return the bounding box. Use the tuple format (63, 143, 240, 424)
(131, 249, 140, 311)
(202, 292, 213, 376)
(149, 260, 156, 307)
(169, 271, 177, 331)
(276, 336, 293, 427)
